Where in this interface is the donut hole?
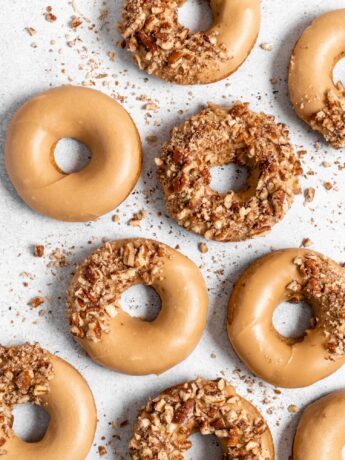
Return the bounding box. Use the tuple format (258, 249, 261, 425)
(273, 300, 313, 339)
(121, 285, 161, 322)
(53, 138, 91, 174)
(12, 403, 50, 443)
(210, 163, 249, 194)
(332, 56, 345, 88)
(186, 432, 223, 459)
(178, 0, 213, 33)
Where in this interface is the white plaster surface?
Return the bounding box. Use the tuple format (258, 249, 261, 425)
(1, 0, 345, 458)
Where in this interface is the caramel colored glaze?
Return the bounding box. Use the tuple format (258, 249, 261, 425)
(4, 355, 97, 460)
(206, 0, 261, 83)
(293, 390, 345, 460)
(5, 85, 142, 221)
(76, 240, 208, 375)
(288, 9, 345, 119)
(227, 249, 345, 388)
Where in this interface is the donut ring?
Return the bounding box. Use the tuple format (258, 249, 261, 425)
(67, 238, 208, 375)
(227, 249, 345, 388)
(119, 0, 260, 84)
(5, 85, 142, 221)
(129, 377, 274, 459)
(0, 343, 96, 459)
(157, 102, 302, 242)
(289, 9, 345, 149)
(293, 389, 345, 460)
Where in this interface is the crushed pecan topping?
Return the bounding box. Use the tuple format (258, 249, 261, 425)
(288, 253, 345, 356)
(0, 343, 54, 455)
(130, 378, 271, 459)
(67, 239, 168, 342)
(119, 0, 228, 84)
(310, 85, 345, 149)
(157, 102, 302, 242)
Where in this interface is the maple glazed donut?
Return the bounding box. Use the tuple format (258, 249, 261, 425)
(129, 377, 274, 459)
(227, 249, 345, 388)
(157, 102, 302, 242)
(289, 9, 345, 148)
(119, 0, 261, 84)
(67, 238, 208, 375)
(293, 389, 345, 460)
(0, 343, 96, 459)
(5, 85, 142, 221)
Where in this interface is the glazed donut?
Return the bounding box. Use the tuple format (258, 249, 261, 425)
(227, 249, 345, 388)
(119, 0, 260, 84)
(0, 343, 96, 459)
(157, 102, 302, 242)
(5, 85, 142, 221)
(289, 9, 345, 149)
(129, 377, 274, 459)
(293, 389, 345, 460)
(67, 238, 208, 375)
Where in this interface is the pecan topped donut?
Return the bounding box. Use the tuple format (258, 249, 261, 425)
(119, 0, 260, 84)
(157, 102, 302, 242)
(129, 377, 274, 459)
(228, 249, 345, 388)
(67, 238, 208, 375)
(0, 343, 96, 459)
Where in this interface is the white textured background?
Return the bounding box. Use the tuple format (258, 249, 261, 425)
(1, 0, 345, 458)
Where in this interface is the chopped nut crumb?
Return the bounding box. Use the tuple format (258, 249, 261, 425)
(198, 243, 208, 253)
(30, 297, 45, 308)
(260, 42, 273, 51)
(287, 404, 299, 413)
(34, 245, 45, 257)
(98, 445, 107, 456)
(304, 187, 315, 203)
(324, 182, 333, 190)
(112, 214, 120, 223)
(302, 238, 313, 247)
(26, 27, 36, 36)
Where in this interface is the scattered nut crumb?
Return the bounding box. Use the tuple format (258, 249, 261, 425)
(324, 182, 333, 190)
(260, 43, 273, 51)
(112, 214, 120, 223)
(26, 27, 37, 36)
(30, 297, 45, 308)
(304, 187, 315, 203)
(98, 445, 107, 456)
(302, 238, 313, 247)
(287, 404, 299, 413)
(34, 245, 45, 257)
(198, 243, 208, 253)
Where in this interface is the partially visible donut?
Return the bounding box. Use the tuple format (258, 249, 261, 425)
(0, 343, 96, 460)
(119, 0, 261, 84)
(157, 102, 302, 242)
(67, 238, 208, 375)
(228, 249, 345, 388)
(289, 9, 345, 148)
(293, 389, 345, 460)
(129, 377, 274, 459)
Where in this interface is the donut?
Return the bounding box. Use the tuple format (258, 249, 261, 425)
(0, 343, 96, 459)
(119, 0, 260, 84)
(67, 238, 208, 375)
(157, 102, 302, 242)
(293, 389, 345, 460)
(5, 85, 142, 221)
(227, 249, 345, 388)
(129, 377, 274, 459)
(289, 9, 345, 148)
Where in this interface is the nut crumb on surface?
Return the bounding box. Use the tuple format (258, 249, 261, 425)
(34, 245, 45, 257)
(260, 43, 273, 51)
(198, 243, 208, 253)
(287, 404, 299, 413)
(30, 297, 45, 308)
(304, 187, 315, 203)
